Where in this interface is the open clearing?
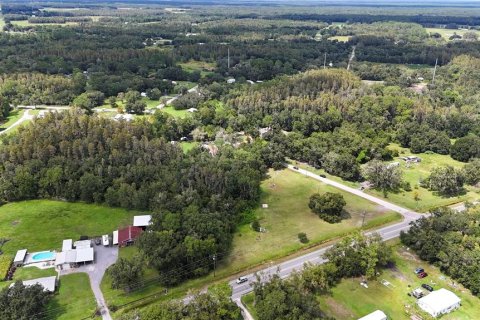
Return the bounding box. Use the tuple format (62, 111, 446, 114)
(425, 27, 480, 41)
(318, 243, 480, 320)
(328, 35, 351, 42)
(179, 60, 216, 77)
(0, 200, 139, 255)
(0, 109, 25, 130)
(223, 169, 401, 274)
(296, 144, 480, 212)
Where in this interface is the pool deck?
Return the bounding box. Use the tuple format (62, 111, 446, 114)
(24, 250, 57, 265)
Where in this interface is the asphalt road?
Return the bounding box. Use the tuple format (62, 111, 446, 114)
(229, 165, 423, 300)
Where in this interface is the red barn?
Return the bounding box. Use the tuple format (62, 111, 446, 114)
(117, 226, 143, 247)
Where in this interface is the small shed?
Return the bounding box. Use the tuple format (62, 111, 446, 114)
(417, 289, 461, 317)
(113, 230, 119, 245)
(133, 215, 152, 228)
(358, 310, 387, 320)
(118, 226, 143, 247)
(13, 249, 27, 267)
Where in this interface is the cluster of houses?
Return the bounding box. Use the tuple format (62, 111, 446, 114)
(10, 214, 153, 293)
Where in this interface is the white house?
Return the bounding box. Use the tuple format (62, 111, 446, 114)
(417, 289, 461, 317)
(358, 310, 387, 320)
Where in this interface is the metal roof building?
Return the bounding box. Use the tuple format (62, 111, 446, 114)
(133, 215, 152, 227)
(12, 276, 57, 292)
(358, 310, 387, 320)
(62, 239, 72, 252)
(13, 249, 27, 266)
(417, 289, 461, 317)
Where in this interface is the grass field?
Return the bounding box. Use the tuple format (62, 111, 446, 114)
(160, 106, 190, 118)
(425, 27, 480, 41)
(12, 20, 78, 27)
(296, 144, 480, 212)
(318, 243, 480, 320)
(328, 35, 351, 42)
(0, 200, 140, 255)
(222, 169, 401, 274)
(0, 16, 5, 30)
(179, 60, 216, 77)
(0, 265, 57, 290)
(47, 273, 97, 320)
(0, 109, 25, 130)
(180, 141, 198, 153)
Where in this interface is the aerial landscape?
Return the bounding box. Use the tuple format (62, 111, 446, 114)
(0, 0, 480, 319)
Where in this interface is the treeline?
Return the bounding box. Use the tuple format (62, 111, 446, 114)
(0, 110, 266, 283)
(272, 13, 480, 27)
(401, 208, 480, 295)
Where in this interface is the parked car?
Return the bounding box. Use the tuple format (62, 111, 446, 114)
(414, 267, 424, 274)
(236, 276, 248, 284)
(320, 174, 326, 178)
(417, 272, 428, 279)
(422, 284, 434, 292)
(293, 166, 299, 170)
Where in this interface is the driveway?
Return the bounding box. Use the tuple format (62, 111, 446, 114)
(0, 109, 33, 135)
(60, 244, 118, 320)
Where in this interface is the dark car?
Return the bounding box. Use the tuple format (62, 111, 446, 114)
(319, 174, 326, 178)
(422, 284, 434, 292)
(414, 267, 424, 274)
(293, 166, 299, 170)
(417, 272, 428, 279)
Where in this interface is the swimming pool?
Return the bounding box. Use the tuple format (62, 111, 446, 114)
(32, 251, 55, 261)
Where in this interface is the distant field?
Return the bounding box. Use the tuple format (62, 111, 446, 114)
(12, 20, 78, 27)
(0, 16, 5, 30)
(160, 105, 190, 118)
(328, 35, 351, 42)
(425, 27, 480, 40)
(0, 200, 139, 255)
(179, 60, 216, 77)
(223, 169, 401, 274)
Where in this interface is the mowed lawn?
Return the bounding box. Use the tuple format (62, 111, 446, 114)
(319, 243, 480, 320)
(47, 273, 97, 320)
(328, 35, 351, 42)
(160, 105, 190, 119)
(0, 200, 140, 255)
(296, 144, 480, 212)
(222, 169, 401, 274)
(0, 109, 24, 130)
(425, 27, 480, 41)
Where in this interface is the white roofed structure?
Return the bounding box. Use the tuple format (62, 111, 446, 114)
(62, 239, 72, 252)
(113, 230, 119, 245)
(75, 247, 94, 263)
(13, 276, 57, 292)
(133, 215, 152, 227)
(14, 249, 27, 266)
(417, 289, 461, 317)
(74, 240, 91, 249)
(358, 310, 387, 320)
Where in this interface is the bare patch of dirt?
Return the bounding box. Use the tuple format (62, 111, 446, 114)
(323, 296, 355, 319)
(389, 264, 408, 282)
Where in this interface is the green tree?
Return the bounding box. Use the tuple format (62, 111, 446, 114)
(363, 160, 403, 194)
(462, 159, 480, 185)
(309, 192, 346, 223)
(0, 281, 51, 320)
(125, 90, 146, 115)
(427, 165, 464, 196)
(324, 232, 392, 279)
(107, 257, 144, 292)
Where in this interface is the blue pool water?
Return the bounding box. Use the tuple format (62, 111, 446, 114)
(32, 251, 55, 261)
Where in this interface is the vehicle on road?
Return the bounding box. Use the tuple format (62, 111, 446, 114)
(293, 166, 299, 170)
(236, 276, 248, 284)
(319, 174, 326, 178)
(417, 272, 428, 279)
(422, 284, 434, 292)
(414, 267, 424, 274)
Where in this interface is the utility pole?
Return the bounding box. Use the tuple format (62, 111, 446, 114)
(323, 52, 327, 69)
(227, 48, 230, 70)
(432, 58, 438, 85)
(212, 254, 217, 277)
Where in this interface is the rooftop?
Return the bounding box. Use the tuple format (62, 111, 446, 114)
(14, 276, 57, 292)
(418, 288, 461, 313)
(133, 215, 152, 227)
(14, 249, 27, 263)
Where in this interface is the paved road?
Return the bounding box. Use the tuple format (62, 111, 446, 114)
(229, 165, 423, 301)
(0, 109, 33, 135)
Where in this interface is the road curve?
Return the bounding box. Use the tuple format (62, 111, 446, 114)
(229, 165, 423, 301)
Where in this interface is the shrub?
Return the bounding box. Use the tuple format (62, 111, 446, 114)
(298, 232, 309, 243)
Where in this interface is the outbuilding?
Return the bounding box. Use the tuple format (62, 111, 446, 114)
(117, 226, 143, 247)
(358, 310, 387, 320)
(13, 276, 57, 292)
(13, 249, 27, 267)
(133, 215, 152, 229)
(417, 288, 461, 317)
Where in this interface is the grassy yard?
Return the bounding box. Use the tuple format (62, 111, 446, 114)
(222, 169, 401, 275)
(296, 144, 480, 212)
(179, 60, 216, 77)
(160, 106, 190, 119)
(328, 35, 351, 42)
(47, 273, 97, 320)
(0, 200, 140, 255)
(318, 243, 480, 320)
(0, 109, 24, 130)
(180, 141, 198, 153)
(425, 27, 480, 41)
(0, 265, 57, 290)
(12, 20, 78, 27)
